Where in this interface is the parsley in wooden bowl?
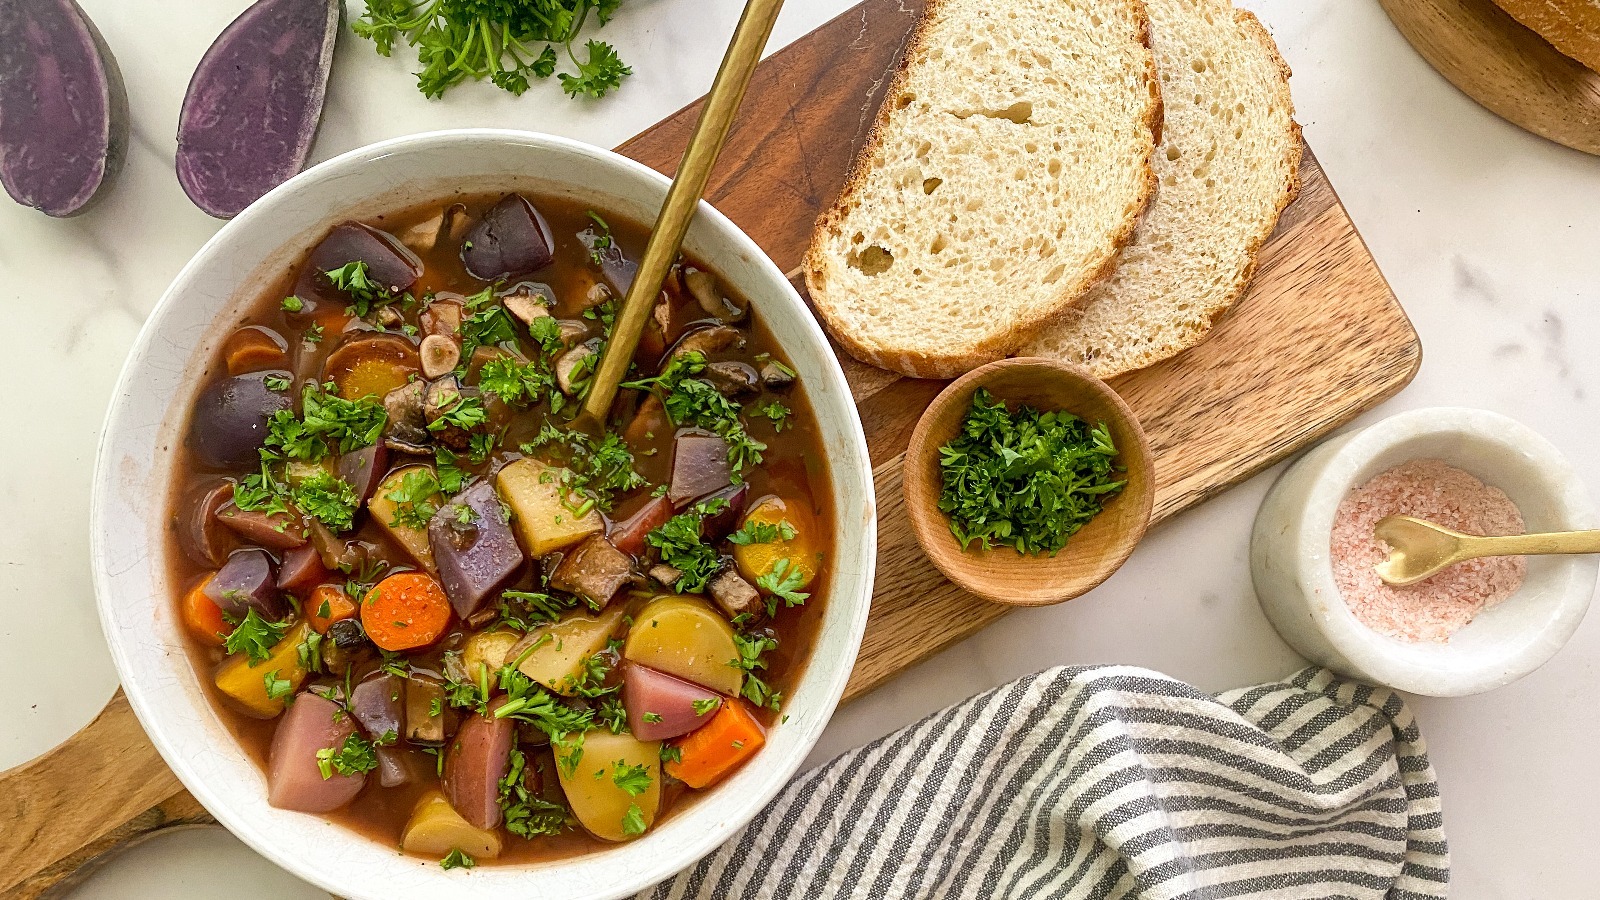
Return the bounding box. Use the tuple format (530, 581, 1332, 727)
(903, 358, 1154, 606)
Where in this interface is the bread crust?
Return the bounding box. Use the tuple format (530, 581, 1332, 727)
(802, 0, 1164, 379)
(1490, 0, 1600, 72)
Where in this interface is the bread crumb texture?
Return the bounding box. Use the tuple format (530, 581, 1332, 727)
(805, 0, 1161, 378)
(1024, 0, 1301, 378)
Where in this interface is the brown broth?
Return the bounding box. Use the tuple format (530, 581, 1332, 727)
(165, 192, 834, 865)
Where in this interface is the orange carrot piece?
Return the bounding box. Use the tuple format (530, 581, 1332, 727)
(223, 328, 287, 375)
(665, 698, 766, 789)
(306, 583, 357, 633)
(361, 572, 453, 651)
(181, 576, 229, 646)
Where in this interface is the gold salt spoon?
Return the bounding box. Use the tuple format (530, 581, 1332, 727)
(1373, 515, 1600, 586)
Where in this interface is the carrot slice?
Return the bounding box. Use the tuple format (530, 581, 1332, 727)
(361, 572, 453, 651)
(665, 698, 766, 789)
(181, 576, 229, 646)
(306, 583, 356, 634)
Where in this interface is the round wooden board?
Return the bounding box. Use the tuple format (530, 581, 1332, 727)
(1378, 0, 1600, 155)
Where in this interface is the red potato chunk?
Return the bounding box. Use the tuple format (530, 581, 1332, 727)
(444, 703, 515, 830)
(267, 692, 366, 813)
(622, 662, 723, 742)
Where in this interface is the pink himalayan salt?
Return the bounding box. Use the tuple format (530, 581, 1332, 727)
(1330, 458, 1526, 643)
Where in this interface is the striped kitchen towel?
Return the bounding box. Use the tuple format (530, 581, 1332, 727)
(640, 666, 1448, 900)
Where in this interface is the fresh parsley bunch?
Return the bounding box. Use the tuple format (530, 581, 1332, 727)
(355, 0, 633, 99)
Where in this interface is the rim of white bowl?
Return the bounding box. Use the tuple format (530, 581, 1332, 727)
(1295, 406, 1595, 695)
(90, 129, 875, 899)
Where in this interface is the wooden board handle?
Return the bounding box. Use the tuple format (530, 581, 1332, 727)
(0, 689, 213, 897)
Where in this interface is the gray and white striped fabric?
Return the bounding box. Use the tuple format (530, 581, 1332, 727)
(639, 666, 1448, 900)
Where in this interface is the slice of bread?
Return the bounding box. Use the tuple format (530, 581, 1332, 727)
(1491, 0, 1600, 73)
(1021, 0, 1300, 378)
(803, 0, 1163, 379)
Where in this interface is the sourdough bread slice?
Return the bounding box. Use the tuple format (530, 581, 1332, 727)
(803, 0, 1163, 379)
(1022, 0, 1300, 378)
(1491, 0, 1600, 73)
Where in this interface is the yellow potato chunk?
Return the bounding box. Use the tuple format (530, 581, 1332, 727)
(401, 789, 503, 859)
(463, 629, 521, 683)
(214, 622, 311, 719)
(367, 465, 442, 571)
(732, 495, 820, 588)
(623, 596, 743, 696)
(515, 606, 627, 695)
(556, 730, 662, 842)
(496, 459, 603, 557)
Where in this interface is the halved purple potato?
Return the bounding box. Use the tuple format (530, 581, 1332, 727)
(622, 662, 722, 741)
(338, 443, 388, 504)
(349, 673, 404, 742)
(461, 194, 554, 281)
(428, 481, 524, 619)
(267, 691, 366, 813)
(274, 543, 327, 595)
(188, 371, 294, 469)
(0, 0, 128, 216)
(215, 502, 307, 551)
(203, 549, 285, 620)
(444, 703, 514, 830)
(182, 482, 237, 568)
(175, 0, 342, 218)
(298, 222, 422, 304)
(668, 429, 733, 508)
(610, 496, 674, 557)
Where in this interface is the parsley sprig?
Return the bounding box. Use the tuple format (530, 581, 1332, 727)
(937, 389, 1125, 555)
(315, 733, 378, 779)
(499, 748, 569, 838)
(645, 498, 728, 594)
(624, 351, 765, 475)
(223, 610, 289, 663)
(730, 631, 781, 711)
(354, 0, 633, 100)
(522, 425, 645, 513)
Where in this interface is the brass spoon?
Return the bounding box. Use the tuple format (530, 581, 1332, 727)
(1373, 515, 1600, 586)
(578, 0, 785, 431)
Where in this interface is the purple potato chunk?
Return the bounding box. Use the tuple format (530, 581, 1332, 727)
(274, 544, 326, 594)
(188, 371, 294, 469)
(428, 481, 524, 618)
(176, 0, 341, 218)
(215, 502, 307, 550)
(298, 222, 422, 304)
(668, 429, 733, 508)
(622, 663, 722, 741)
(444, 702, 514, 830)
(267, 691, 365, 813)
(461, 194, 555, 281)
(203, 549, 284, 620)
(182, 482, 237, 568)
(338, 443, 388, 504)
(349, 673, 404, 743)
(0, 0, 128, 217)
(697, 483, 749, 543)
(610, 495, 674, 557)
(580, 223, 636, 296)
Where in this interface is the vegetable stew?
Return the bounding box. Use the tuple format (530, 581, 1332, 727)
(166, 192, 832, 867)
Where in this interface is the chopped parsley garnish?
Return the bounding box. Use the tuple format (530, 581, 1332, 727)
(621, 802, 647, 837)
(660, 744, 682, 765)
(612, 761, 650, 796)
(498, 590, 579, 631)
(756, 558, 810, 616)
(223, 610, 288, 663)
(265, 382, 387, 462)
(289, 471, 362, 532)
(384, 468, 443, 530)
(624, 351, 765, 474)
(585, 211, 614, 266)
(315, 733, 378, 779)
(263, 374, 292, 392)
(937, 388, 1125, 555)
(324, 260, 394, 318)
(522, 425, 645, 512)
(645, 498, 728, 594)
(460, 303, 521, 359)
(728, 519, 796, 546)
(692, 698, 718, 716)
(427, 391, 488, 433)
(303, 323, 324, 344)
(281, 295, 305, 313)
(353, 0, 633, 100)
(755, 400, 791, 432)
(434, 447, 468, 494)
(440, 848, 475, 871)
(478, 356, 556, 408)
(731, 631, 781, 711)
(642, 712, 663, 723)
(263, 669, 293, 701)
(499, 748, 569, 839)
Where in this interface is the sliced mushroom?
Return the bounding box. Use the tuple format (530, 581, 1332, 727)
(702, 361, 760, 398)
(709, 566, 762, 619)
(683, 269, 747, 322)
(556, 319, 591, 351)
(759, 360, 796, 390)
(383, 382, 431, 452)
(555, 344, 597, 396)
(581, 280, 613, 310)
(420, 334, 461, 380)
(424, 376, 473, 449)
(421, 299, 464, 340)
(375, 306, 405, 330)
(649, 563, 683, 587)
(502, 284, 555, 327)
(399, 203, 469, 255)
(669, 325, 746, 364)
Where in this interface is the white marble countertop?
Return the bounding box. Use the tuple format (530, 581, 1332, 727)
(6, 0, 1597, 896)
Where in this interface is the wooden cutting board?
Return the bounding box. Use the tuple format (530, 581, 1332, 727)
(0, 0, 1419, 894)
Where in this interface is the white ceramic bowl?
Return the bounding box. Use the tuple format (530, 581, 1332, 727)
(91, 130, 876, 899)
(1251, 407, 1595, 696)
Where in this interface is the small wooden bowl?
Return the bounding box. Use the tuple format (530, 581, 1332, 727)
(903, 358, 1155, 606)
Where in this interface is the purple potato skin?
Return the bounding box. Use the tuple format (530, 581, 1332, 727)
(176, 0, 341, 218)
(622, 662, 723, 741)
(0, 0, 127, 216)
(428, 480, 525, 619)
(697, 483, 749, 543)
(188, 371, 294, 469)
(668, 429, 733, 508)
(297, 222, 422, 305)
(461, 194, 555, 281)
(443, 704, 514, 830)
(349, 673, 404, 743)
(183, 482, 238, 568)
(338, 443, 388, 505)
(203, 549, 285, 620)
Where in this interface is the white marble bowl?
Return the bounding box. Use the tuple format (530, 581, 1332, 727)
(1251, 407, 1596, 696)
(91, 130, 876, 899)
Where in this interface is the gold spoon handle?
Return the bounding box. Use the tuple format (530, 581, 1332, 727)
(1456, 529, 1600, 559)
(580, 0, 786, 429)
